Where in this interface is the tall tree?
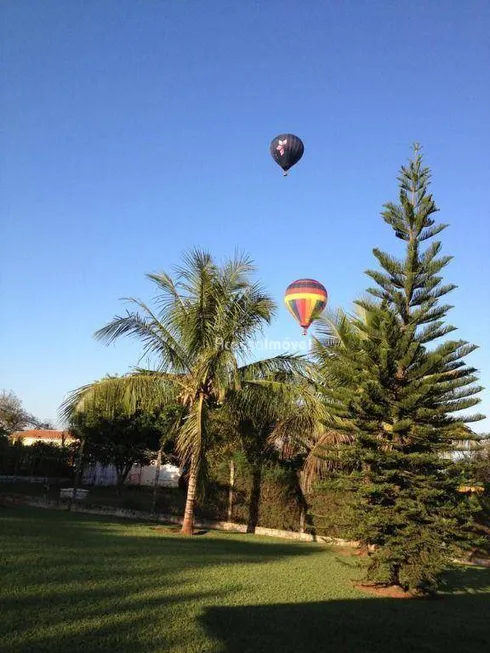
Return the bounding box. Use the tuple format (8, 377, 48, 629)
(62, 251, 305, 534)
(316, 146, 484, 593)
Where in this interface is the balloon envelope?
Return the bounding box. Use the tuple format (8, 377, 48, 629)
(284, 279, 328, 333)
(270, 134, 304, 175)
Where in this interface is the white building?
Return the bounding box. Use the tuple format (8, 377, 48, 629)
(83, 460, 181, 488)
(10, 430, 181, 488)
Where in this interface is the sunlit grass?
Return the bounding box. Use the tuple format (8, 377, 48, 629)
(1, 507, 489, 653)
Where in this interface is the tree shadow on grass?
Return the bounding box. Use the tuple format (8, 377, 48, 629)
(201, 590, 490, 653)
(442, 565, 490, 593)
(0, 507, 324, 653)
(1, 506, 323, 560)
(3, 508, 489, 653)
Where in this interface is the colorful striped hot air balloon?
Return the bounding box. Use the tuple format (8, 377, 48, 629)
(284, 279, 328, 335)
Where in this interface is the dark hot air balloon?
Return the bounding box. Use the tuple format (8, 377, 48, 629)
(270, 134, 304, 176)
(284, 279, 328, 335)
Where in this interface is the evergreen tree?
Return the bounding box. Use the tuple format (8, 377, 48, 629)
(316, 146, 484, 593)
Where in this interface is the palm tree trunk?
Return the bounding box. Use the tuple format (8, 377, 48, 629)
(181, 393, 205, 535)
(227, 458, 235, 522)
(246, 465, 262, 533)
(151, 447, 163, 514)
(297, 472, 315, 537)
(181, 456, 198, 535)
(299, 505, 306, 533)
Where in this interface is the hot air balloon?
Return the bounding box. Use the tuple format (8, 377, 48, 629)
(270, 134, 304, 176)
(284, 279, 328, 335)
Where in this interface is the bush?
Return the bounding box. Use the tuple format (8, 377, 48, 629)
(195, 460, 352, 535)
(0, 440, 74, 478)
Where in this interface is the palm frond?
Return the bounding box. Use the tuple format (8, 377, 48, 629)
(95, 299, 189, 373)
(238, 354, 312, 382)
(60, 371, 177, 422)
(300, 430, 355, 492)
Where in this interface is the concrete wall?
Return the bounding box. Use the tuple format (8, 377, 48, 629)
(126, 462, 181, 487)
(0, 493, 357, 546)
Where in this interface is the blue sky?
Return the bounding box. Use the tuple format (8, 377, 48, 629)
(1, 0, 489, 430)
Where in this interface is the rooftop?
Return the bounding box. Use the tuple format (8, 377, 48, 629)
(10, 430, 75, 442)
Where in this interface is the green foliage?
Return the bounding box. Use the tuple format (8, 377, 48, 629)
(0, 439, 74, 478)
(199, 454, 303, 530)
(466, 437, 490, 486)
(1, 508, 489, 653)
(208, 371, 324, 532)
(71, 405, 171, 488)
(62, 250, 308, 532)
(0, 390, 39, 437)
(315, 146, 484, 593)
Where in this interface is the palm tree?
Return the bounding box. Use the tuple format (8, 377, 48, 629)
(62, 250, 306, 534)
(222, 372, 323, 532)
(266, 307, 370, 530)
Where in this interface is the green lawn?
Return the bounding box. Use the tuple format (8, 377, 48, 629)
(1, 507, 489, 653)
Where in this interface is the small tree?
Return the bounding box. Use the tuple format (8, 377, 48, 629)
(71, 405, 166, 494)
(0, 390, 37, 437)
(317, 146, 484, 593)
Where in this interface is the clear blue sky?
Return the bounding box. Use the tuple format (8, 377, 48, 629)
(1, 0, 489, 430)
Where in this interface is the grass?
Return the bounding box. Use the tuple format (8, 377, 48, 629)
(0, 507, 489, 653)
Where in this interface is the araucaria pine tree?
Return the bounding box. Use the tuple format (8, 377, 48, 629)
(317, 145, 484, 594)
